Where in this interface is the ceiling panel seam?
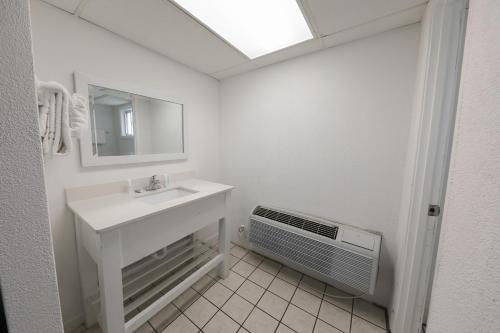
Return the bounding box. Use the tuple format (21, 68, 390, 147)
(37, 0, 427, 80)
(73, 0, 89, 17)
(214, 6, 425, 79)
(73, 14, 219, 78)
(318, 2, 427, 40)
(296, 0, 322, 39)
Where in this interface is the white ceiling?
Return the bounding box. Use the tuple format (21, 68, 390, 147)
(39, 0, 427, 80)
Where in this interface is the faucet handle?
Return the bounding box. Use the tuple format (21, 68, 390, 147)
(143, 175, 163, 191)
(150, 175, 162, 190)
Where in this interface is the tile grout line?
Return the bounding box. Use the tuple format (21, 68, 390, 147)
(310, 277, 327, 333)
(242, 262, 287, 333)
(181, 244, 245, 331)
(88, 269, 357, 332)
(228, 249, 300, 332)
(154, 266, 208, 332)
(349, 296, 354, 333)
(194, 253, 246, 332)
(135, 243, 222, 332)
(272, 268, 303, 333)
(83, 243, 369, 333)
(180, 247, 260, 332)
(231, 251, 298, 332)
(235, 264, 269, 332)
(185, 249, 257, 332)
(268, 266, 354, 333)
(239, 263, 298, 333)
(200, 253, 253, 332)
(351, 313, 389, 331)
(229, 251, 297, 332)
(144, 252, 308, 333)
(258, 259, 358, 316)
(317, 291, 353, 333)
(209, 250, 290, 332)
(222, 249, 262, 332)
(133, 243, 385, 333)
(161, 252, 233, 332)
(140, 246, 344, 332)
(173, 288, 212, 332)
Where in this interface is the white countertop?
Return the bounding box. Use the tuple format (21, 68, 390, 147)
(67, 179, 233, 233)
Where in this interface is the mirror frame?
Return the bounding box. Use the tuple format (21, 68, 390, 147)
(74, 72, 187, 167)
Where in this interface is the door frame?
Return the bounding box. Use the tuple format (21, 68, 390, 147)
(391, 0, 468, 332)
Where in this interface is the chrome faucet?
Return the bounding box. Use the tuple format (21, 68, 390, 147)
(145, 175, 162, 191)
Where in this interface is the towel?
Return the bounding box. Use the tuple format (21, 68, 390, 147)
(38, 90, 50, 136)
(41, 93, 56, 155)
(36, 78, 89, 156)
(70, 93, 89, 138)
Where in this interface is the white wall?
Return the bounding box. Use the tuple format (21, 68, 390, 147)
(29, 0, 221, 328)
(0, 0, 64, 331)
(220, 24, 421, 307)
(427, 1, 500, 332)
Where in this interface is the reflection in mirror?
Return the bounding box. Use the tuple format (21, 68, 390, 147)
(88, 85, 184, 157)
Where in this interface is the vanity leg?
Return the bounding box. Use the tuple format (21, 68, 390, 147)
(97, 230, 125, 333)
(75, 217, 99, 327)
(218, 217, 230, 278)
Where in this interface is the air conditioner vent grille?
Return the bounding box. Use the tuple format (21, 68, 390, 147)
(249, 219, 373, 293)
(252, 206, 338, 240)
(318, 224, 338, 239)
(253, 206, 269, 217)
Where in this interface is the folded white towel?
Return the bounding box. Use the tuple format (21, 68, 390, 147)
(70, 93, 89, 138)
(42, 93, 56, 155)
(36, 80, 71, 155)
(37, 90, 50, 136)
(53, 89, 72, 156)
(53, 91, 63, 154)
(36, 77, 89, 156)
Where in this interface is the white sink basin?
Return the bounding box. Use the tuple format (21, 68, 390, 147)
(137, 187, 198, 205)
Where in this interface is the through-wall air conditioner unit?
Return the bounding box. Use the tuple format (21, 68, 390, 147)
(248, 205, 381, 295)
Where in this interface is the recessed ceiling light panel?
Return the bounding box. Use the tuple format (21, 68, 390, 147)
(172, 0, 314, 59)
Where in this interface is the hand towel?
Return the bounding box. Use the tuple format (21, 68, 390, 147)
(70, 93, 89, 138)
(35, 78, 88, 156)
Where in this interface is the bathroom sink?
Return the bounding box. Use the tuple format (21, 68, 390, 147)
(137, 187, 198, 205)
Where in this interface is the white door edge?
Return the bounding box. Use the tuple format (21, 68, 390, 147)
(390, 0, 468, 332)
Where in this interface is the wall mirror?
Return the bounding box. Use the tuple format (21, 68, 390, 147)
(75, 72, 186, 167)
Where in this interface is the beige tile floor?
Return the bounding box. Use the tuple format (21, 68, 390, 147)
(72, 243, 388, 333)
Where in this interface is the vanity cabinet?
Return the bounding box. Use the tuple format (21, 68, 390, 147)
(67, 178, 233, 333)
